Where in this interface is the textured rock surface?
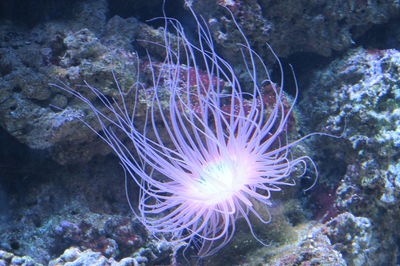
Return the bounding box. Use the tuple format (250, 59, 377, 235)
(205, 212, 372, 265)
(0, 0, 152, 164)
(191, 0, 400, 61)
(302, 47, 400, 264)
(0, 0, 108, 162)
(0, 249, 39, 266)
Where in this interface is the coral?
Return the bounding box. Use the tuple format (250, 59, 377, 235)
(302, 47, 400, 264)
(191, 0, 400, 60)
(0, 0, 110, 164)
(324, 212, 373, 265)
(0, 154, 144, 264)
(235, 212, 371, 265)
(0, 250, 39, 266)
(0, 0, 153, 165)
(48, 247, 135, 266)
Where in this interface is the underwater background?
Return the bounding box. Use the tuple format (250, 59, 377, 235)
(0, 0, 399, 265)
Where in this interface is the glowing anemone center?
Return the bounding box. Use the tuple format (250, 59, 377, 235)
(188, 154, 253, 205)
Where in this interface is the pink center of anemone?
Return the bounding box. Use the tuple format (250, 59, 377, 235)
(187, 152, 255, 206)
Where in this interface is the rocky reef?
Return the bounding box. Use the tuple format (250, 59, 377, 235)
(0, 0, 399, 265)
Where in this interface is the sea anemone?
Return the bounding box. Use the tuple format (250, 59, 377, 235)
(56, 7, 317, 256)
